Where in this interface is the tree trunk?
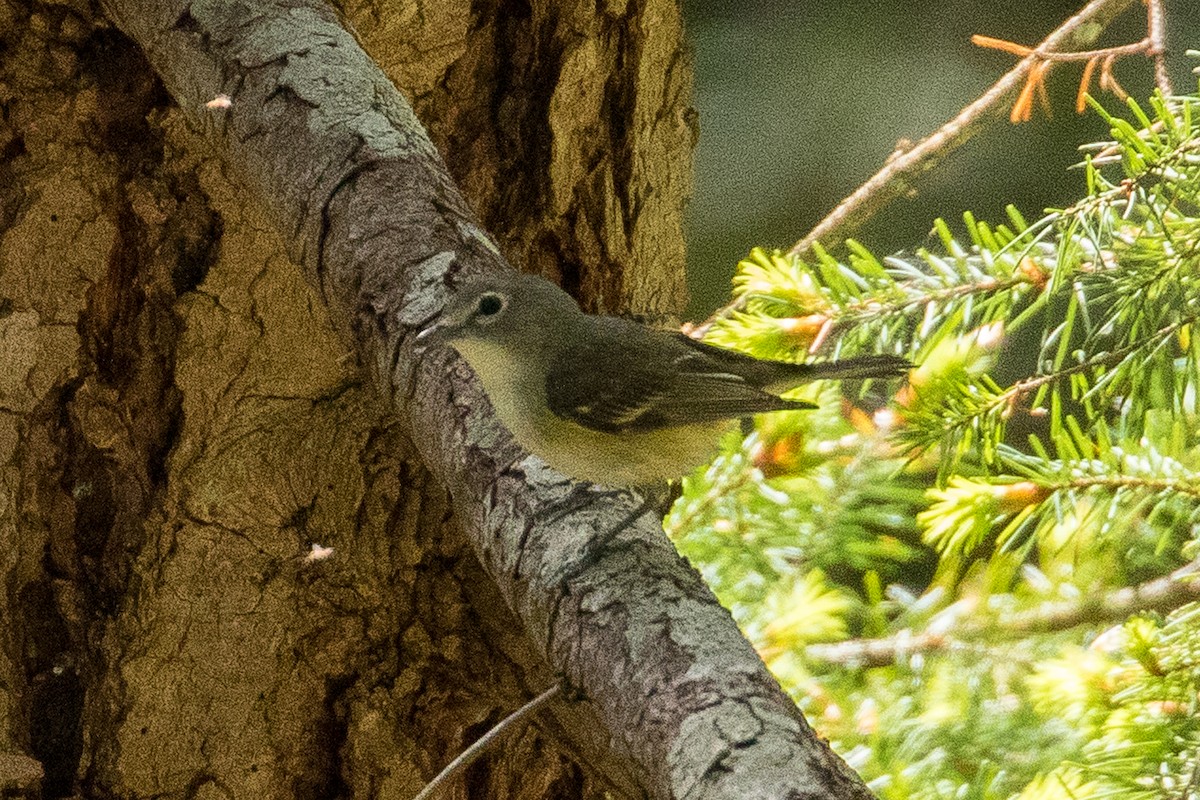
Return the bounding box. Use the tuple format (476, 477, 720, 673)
(0, 1, 872, 798)
(340, 0, 695, 315)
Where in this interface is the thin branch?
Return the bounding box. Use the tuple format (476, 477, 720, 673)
(806, 562, 1200, 668)
(843, 274, 1032, 323)
(1146, 0, 1173, 97)
(805, 632, 956, 669)
(789, 0, 1138, 255)
(413, 684, 563, 800)
(1064, 474, 1200, 502)
(998, 561, 1200, 633)
(920, 311, 1200, 442)
(695, 0, 1139, 337)
(664, 461, 756, 537)
(975, 36, 1152, 63)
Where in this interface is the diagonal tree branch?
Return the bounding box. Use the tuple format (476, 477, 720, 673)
(97, 1, 875, 798)
(789, 0, 1138, 257)
(693, 0, 1141, 338)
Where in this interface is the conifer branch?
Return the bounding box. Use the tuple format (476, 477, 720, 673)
(695, 0, 1155, 338)
(903, 310, 1200, 459)
(674, 27, 1200, 796)
(787, 0, 1138, 256)
(1061, 474, 1200, 502)
(805, 562, 1200, 668)
(998, 561, 1200, 633)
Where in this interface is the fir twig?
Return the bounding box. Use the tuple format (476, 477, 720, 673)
(693, 0, 1149, 338)
(789, 0, 1137, 255)
(999, 560, 1200, 633)
(805, 562, 1200, 668)
(675, 39, 1200, 800)
(902, 311, 1200, 461)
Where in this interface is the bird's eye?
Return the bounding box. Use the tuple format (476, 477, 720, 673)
(476, 293, 505, 317)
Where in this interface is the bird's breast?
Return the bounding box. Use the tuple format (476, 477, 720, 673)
(452, 338, 729, 486)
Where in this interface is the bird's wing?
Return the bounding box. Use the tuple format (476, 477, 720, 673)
(544, 322, 815, 434)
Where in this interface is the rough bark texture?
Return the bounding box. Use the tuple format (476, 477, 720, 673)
(341, 0, 695, 315)
(0, 1, 871, 799)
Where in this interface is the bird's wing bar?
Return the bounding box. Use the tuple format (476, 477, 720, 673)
(545, 331, 815, 434)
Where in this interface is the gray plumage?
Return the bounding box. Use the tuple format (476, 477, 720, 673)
(417, 271, 908, 487)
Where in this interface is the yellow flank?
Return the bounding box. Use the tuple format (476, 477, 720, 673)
(451, 336, 730, 487)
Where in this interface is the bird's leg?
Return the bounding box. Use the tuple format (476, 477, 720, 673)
(556, 483, 673, 579)
(581, 486, 661, 556)
(540, 481, 609, 528)
(540, 483, 674, 582)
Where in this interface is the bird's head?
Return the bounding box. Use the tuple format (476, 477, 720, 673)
(416, 271, 582, 356)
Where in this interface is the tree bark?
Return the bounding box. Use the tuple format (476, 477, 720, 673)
(339, 0, 696, 315)
(0, 0, 874, 798)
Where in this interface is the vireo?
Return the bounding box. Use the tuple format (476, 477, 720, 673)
(417, 271, 908, 488)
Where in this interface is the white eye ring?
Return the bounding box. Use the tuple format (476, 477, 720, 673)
(475, 292, 506, 319)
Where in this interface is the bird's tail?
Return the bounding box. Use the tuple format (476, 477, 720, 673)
(764, 353, 911, 392)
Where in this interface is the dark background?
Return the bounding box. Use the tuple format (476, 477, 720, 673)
(683, 0, 1200, 314)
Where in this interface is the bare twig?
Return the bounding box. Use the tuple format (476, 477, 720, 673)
(789, 0, 1149, 257)
(806, 561, 1200, 668)
(974, 36, 1151, 63)
(693, 0, 1140, 338)
(805, 632, 956, 669)
(413, 684, 563, 800)
(1146, 0, 1173, 97)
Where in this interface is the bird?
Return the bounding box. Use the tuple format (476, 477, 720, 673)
(416, 271, 909, 489)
